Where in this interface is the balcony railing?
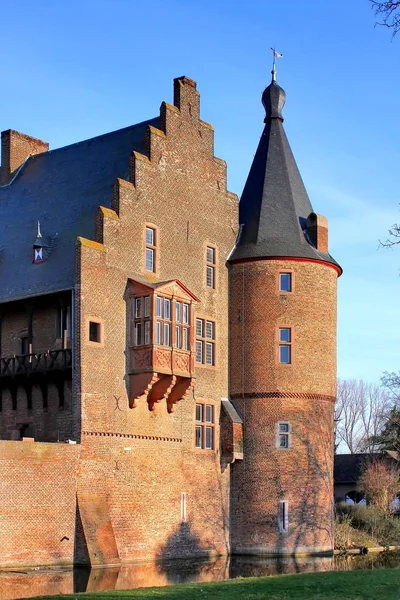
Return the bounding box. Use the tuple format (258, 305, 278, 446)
(0, 349, 72, 378)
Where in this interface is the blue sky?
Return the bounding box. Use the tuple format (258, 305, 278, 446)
(1, 0, 399, 384)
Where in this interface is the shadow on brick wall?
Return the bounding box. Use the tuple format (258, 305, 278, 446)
(156, 522, 210, 582)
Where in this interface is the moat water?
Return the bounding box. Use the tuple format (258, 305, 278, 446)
(1, 552, 400, 600)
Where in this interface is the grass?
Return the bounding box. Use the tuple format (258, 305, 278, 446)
(30, 569, 400, 600)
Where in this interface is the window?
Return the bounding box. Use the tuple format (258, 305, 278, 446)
(279, 272, 292, 292)
(175, 301, 190, 350)
(195, 403, 215, 450)
(278, 422, 291, 449)
(195, 318, 215, 366)
(279, 328, 292, 364)
(278, 500, 289, 533)
(155, 295, 171, 346)
(206, 246, 216, 289)
(133, 296, 151, 346)
(145, 226, 156, 272)
(89, 321, 101, 343)
(33, 247, 43, 263)
(181, 492, 187, 523)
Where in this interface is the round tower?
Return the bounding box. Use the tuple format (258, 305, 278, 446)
(228, 74, 342, 555)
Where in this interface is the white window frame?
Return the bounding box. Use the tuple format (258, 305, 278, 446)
(277, 421, 291, 449)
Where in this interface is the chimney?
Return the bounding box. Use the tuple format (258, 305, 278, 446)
(307, 212, 329, 253)
(1, 130, 49, 186)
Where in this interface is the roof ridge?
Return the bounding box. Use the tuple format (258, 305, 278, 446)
(30, 117, 159, 158)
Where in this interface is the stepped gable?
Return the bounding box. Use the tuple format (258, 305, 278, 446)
(0, 118, 158, 303)
(229, 76, 341, 271)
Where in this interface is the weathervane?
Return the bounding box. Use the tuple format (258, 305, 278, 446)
(271, 47, 283, 81)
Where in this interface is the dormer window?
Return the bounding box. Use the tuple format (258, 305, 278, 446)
(33, 221, 47, 264)
(33, 247, 43, 263)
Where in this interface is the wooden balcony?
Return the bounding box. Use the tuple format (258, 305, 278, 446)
(0, 349, 72, 379)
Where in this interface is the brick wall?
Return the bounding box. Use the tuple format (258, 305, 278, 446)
(0, 441, 80, 567)
(0, 130, 48, 186)
(73, 76, 238, 562)
(229, 259, 337, 553)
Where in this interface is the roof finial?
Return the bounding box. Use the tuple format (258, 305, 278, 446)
(270, 47, 283, 82)
(37, 220, 42, 238)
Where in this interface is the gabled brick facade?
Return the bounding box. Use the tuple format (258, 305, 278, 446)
(0, 74, 339, 567)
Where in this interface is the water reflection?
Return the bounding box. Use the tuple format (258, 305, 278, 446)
(1, 552, 400, 600)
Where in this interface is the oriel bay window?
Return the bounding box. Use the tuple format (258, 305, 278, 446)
(128, 278, 199, 411)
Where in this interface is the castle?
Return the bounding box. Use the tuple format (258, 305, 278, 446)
(0, 74, 341, 568)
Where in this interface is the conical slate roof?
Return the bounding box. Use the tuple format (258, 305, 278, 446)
(229, 78, 340, 271)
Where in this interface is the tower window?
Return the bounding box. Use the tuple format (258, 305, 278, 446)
(145, 226, 157, 272)
(278, 500, 289, 533)
(279, 272, 292, 292)
(195, 402, 215, 450)
(279, 328, 292, 364)
(89, 321, 101, 343)
(206, 246, 216, 289)
(195, 318, 215, 366)
(277, 422, 291, 448)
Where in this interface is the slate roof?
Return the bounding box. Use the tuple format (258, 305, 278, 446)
(334, 453, 399, 484)
(0, 118, 159, 304)
(229, 79, 341, 271)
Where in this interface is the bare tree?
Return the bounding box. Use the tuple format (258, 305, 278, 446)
(358, 458, 400, 513)
(382, 371, 400, 405)
(379, 221, 400, 248)
(335, 380, 391, 453)
(371, 1, 400, 36)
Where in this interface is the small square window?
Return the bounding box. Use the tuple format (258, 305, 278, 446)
(279, 273, 292, 292)
(89, 321, 101, 343)
(279, 328, 291, 343)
